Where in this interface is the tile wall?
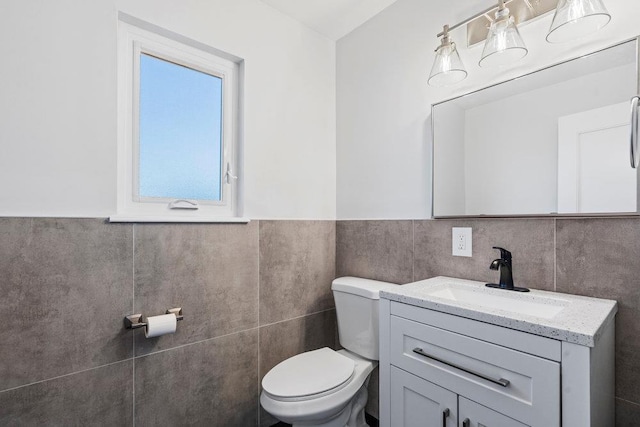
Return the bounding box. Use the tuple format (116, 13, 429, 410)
(3, 216, 638, 426)
(0, 218, 336, 427)
(337, 218, 640, 426)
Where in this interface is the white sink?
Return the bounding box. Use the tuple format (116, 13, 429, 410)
(426, 282, 568, 319)
(380, 276, 618, 346)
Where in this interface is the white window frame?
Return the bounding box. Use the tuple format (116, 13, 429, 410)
(112, 19, 244, 223)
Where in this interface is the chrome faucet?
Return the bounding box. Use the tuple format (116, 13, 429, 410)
(485, 247, 529, 292)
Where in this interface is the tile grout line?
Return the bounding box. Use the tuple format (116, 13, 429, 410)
(553, 218, 557, 292)
(615, 396, 640, 407)
(257, 220, 261, 426)
(411, 220, 415, 282)
(132, 224, 136, 427)
(258, 307, 337, 329)
(0, 359, 132, 395)
(134, 326, 262, 360)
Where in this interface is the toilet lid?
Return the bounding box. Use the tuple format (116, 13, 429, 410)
(262, 348, 355, 399)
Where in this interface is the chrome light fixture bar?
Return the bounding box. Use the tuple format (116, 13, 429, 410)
(428, 0, 611, 86)
(467, 0, 558, 46)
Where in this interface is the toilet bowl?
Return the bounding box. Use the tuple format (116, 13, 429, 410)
(261, 348, 375, 427)
(260, 277, 397, 427)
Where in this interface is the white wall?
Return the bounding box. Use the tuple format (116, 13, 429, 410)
(336, 0, 640, 219)
(0, 0, 336, 219)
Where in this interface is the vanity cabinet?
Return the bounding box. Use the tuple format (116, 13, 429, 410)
(459, 398, 528, 427)
(390, 366, 457, 426)
(390, 366, 526, 427)
(379, 290, 616, 427)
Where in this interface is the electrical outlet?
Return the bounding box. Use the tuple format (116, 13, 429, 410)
(452, 227, 472, 257)
(457, 233, 466, 251)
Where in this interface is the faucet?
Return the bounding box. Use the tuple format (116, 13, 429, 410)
(485, 247, 529, 292)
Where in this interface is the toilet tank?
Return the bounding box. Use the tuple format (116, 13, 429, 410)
(331, 277, 398, 360)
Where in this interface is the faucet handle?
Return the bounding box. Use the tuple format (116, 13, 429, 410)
(492, 246, 512, 262)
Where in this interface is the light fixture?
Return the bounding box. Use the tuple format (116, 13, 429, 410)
(428, 25, 467, 87)
(428, 0, 612, 86)
(479, 0, 528, 67)
(546, 0, 611, 43)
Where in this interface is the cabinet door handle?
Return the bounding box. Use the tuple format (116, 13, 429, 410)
(412, 347, 510, 388)
(442, 408, 450, 427)
(631, 96, 639, 168)
(462, 418, 470, 427)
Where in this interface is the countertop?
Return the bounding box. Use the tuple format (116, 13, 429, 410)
(380, 276, 618, 347)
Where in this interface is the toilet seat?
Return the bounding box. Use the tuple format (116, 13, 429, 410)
(260, 349, 377, 426)
(262, 348, 355, 402)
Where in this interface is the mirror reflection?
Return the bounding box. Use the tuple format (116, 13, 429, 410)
(432, 39, 638, 217)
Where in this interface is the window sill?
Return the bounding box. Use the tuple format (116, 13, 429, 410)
(109, 215, 250, 224)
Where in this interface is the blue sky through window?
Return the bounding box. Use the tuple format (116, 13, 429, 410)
(139, 53, 223, 201)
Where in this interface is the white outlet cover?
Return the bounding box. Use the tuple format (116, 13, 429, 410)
(452, 227, 472, 257)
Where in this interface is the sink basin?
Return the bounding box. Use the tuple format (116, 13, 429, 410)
(426, 282, 568, 319)
(380, 276, 618, 346)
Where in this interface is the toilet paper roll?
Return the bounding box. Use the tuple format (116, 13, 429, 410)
(145, 313, 177, 338)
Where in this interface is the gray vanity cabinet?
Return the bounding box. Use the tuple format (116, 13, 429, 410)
(459, 398, 528, 427)
(385, 304, 560, 426)
(391, 366, 527, 427)
(379, 294, 615, 427)
(390, 366, 458, 427)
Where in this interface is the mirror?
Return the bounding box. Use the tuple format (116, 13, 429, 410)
(432, 38, 639, 217)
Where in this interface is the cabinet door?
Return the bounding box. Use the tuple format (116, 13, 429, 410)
(459, 397, 528, 427)
(390, 366, 457, 427)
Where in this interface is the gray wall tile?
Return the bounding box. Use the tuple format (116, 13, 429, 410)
(135, 329, 258, 427)
(1, 218, 346, 427)
(259, 309, 337, 427)
(0, 218, 133, 390)
(134, 222, 259, 355)
(336, 220, 413, 284)
(4, 215, 638, 425)
(414, 219, 555, 291)
(616, 398, 640, 426)
(0, 360, 133, 427)
(259, 220, 336, 325)
(556, 218, 640, 404)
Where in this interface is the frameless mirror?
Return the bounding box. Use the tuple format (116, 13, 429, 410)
(432, 38, 639, 217)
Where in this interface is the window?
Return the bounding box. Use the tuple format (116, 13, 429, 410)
(113, 18, 242, 222)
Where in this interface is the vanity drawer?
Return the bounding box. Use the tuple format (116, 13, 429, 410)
(390, 315, 560, 427)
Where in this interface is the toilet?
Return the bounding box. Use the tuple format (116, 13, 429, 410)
(260, 276, 397, 427)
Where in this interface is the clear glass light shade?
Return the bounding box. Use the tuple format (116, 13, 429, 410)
(428, 41, 467, 87)
(479, 9, 528, 68)
(546, 0, 611, 43)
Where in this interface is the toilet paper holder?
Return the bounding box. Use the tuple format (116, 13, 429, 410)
(124, 308, 184, 330)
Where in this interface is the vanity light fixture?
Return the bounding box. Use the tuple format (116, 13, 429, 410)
(479, 0, 528, 67)
(427, 25, 468, 87)
(428, 0, 611, 86)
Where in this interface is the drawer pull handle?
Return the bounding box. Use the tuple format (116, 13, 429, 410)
(443, 408, 450, 427)
(412, 347, 510, 388)
(462, 418, 470, 427)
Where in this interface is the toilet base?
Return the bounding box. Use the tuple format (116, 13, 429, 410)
(346, 381, 368, 427)
(290, 381, 370, 427)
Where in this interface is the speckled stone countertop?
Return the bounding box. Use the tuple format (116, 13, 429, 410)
(380, 276, 617, 347)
